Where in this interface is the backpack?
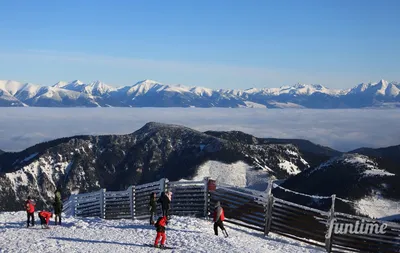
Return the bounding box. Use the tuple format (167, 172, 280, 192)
(155, 217, 162, 228)
(55, 191, 61, 203)
(155, 217, 166, 232)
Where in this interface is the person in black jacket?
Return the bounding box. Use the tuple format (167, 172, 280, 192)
(53, 187, 63, 225)
(157, 191, 171, 218)
(149, 192, 157, 225)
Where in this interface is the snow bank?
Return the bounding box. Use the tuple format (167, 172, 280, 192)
(0, 212, 324, 253)
(363, 168, 395, 177)
(354, 196, 400, 219)
(344, 155, 377, 169)
(278, 160, 301, 175)
(192, 161, 271, 190)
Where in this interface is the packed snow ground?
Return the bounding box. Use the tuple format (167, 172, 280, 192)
(0, 212, 324, 253)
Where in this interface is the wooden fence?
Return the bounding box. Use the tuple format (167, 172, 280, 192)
(63, 177, 400, 253)
(134, 179, 166, 219)
(167, 179, 208, 217)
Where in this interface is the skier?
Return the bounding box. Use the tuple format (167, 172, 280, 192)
(53, 187, 63, 225)
(38, 210, 53, 229)
(213, 201, 228, 237)
(149, 192, 157, 225)
(157, 191, 171, 218)
(166, 191, 172, 219)
(154, 216, 168, 248)
(25, 196, 36, 227)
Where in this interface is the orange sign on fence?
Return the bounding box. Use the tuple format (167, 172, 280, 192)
(207, 179, 216, 191)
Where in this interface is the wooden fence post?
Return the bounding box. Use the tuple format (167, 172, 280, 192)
(164, 178, 169, 193)
(72, 195, 77, 217)
(129, 185, 135, 219)
(100, 188, 106, 219)
(325, 194, 336, 253)
(159, 178, 167, 193)
(203, 177, 210, 219)
(264, 179, 274, 236)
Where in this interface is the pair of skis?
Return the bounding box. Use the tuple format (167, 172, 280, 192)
(145, 244, 175, 250)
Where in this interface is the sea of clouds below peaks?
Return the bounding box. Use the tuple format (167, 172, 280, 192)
(0, 108, 399, 152)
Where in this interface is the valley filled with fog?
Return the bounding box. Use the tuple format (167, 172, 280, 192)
(0, 108, 399, 152)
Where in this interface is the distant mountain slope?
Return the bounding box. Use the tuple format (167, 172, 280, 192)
(205, 131, 341, 168)
(1, 79, 399, 108)
(350, 145, 400, 164)
(0, 149, 4, 155)
(0, 122, 310, 211)
(276, 153, 400, 218)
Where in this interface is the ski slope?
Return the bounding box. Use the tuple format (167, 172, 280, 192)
(0, 212, 324, 253)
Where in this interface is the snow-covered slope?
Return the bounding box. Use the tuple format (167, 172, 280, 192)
(52, 80, 85, 91)
(125, 79, 166, 96)
(0, 212, 323, 253)
(276, 153, 400, 216)
(0, 80, 31, 95)
(0, 89, 25, 106)
(348, 80, 400, 97)
(1, 78, 399, 108)
(84, 80, 116, 96)
(266, 83, 344, 96)
(192, 160, 272, 191)
(355, 194, 399, 219)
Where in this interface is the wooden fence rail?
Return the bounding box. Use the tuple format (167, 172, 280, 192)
(63, 177, 400, 253)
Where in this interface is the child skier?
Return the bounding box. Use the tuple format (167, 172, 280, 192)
(213, 201, 228, 237)
(154, 216, 168, 248)
(25, 196, 36, 227)
(38, 211, 53, 229)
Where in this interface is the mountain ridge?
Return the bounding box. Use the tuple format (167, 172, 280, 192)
(0, 122, 315, 210)
(1, 79, 400, 108)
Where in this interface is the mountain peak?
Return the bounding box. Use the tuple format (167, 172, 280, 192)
(127, 79, 165, 96)
(70, 80, 83, 85)
(349, 79, 397, 96)
(292, 83, 306, 89)
(377, 79, 388, 85)
(88, 80, 107, 88)
(190, 86, 213, 96)
(52, 81, 69, 88)
(134, 79, 162, 85)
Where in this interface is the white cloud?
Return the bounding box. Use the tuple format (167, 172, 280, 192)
(0, 108, 399, 152)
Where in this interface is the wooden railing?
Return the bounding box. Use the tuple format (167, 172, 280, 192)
(168, 179, 208, 217)
(63, 177, 400, 253)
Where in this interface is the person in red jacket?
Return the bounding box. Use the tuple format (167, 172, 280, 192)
(25, 196, 36, 227)
(38, 211, 53, 229)
(154, 216, 168, 248)
(213, 201, 228, 237)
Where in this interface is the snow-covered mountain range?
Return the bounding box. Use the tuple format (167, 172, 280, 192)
(1, 79, 399, 108)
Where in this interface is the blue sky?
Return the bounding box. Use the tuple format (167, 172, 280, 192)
(0, 0, 399, 89)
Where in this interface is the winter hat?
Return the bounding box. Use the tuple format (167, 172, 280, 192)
(215, 201, 221, 207)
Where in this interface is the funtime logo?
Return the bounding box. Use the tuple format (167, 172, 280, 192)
(326, 219, 387, 238)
